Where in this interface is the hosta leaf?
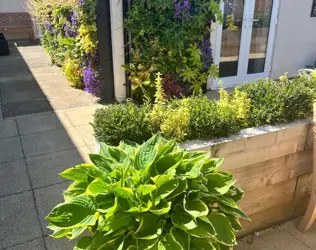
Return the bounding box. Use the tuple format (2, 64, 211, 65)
(114, 188, 137, 211)
(205, 173, 235, 195)
(119, 140, 139, 156)
(160, 233, 182, 250)
(171, 212, 197, 230)
(134, 214, 161, 239)
(136, 184, 156, 196)
(95, 193, 115, 211)
(90, 233, 121, 250)
(135, 134, 160, 170)
(155, 152, 183, 175)
(121, 231, 136, 250)
(156, 139, 177, 159)
(74, 236, 93, 250)
(190, 238, 216, 250)
(208, 213, 236, 246)
(171, 227, 190, 250)
(187, 217, 216, 238)
(46, 195, 97, 228)
(228, 187, 244, 203)
(108, 147, 129, 163)
(201, 158, 223, 174)
(226, 215, 243, 231)
(217, 201, 248, 220)
(70, 226, 86, 240)
(63, 181, 87, 199)
(137, 237, 159, 249)
(105, 211, 133, 233)
(86, 178, 111, 195)
(153, 175, 179, 200)
(60, 165, 90, 182)
(184, 199, 209, 218)
(128, 200, 152, 213)
(150, 199, 171, 215)
(50, 228, 71, 239)
(168, 179, 187, 200)
(89, 154, 113, 172)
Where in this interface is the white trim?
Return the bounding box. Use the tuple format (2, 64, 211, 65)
(109, 0, 127, 102)
(211, 0, 279, 89)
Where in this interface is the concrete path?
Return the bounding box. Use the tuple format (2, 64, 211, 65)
(0, 41, 100, 119)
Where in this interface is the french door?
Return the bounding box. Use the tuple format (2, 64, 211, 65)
(211, 0, 279, 89)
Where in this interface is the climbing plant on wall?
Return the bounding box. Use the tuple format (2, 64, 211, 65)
(123, 0, 222, 101)
(26, 0, 102, 96)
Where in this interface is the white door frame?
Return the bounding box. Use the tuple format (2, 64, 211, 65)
(210, 0, 279, 89)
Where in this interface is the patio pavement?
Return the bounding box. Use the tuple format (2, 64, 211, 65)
(0, 42, 316, 249)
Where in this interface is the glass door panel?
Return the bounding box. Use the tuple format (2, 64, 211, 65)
(247, 0, 273, 74)
(219, 0, 245, 77)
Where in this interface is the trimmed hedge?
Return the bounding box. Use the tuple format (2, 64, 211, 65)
(92, 73, 316, 145)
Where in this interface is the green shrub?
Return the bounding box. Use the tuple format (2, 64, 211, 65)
(237, 74, 315, 126)
(92, 73, 316, 145)
(92, 100, 152, 145)
(46, 135, 247, 249)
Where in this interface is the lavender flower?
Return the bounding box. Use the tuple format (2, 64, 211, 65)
(44, 21, 54, 34)
(83, 56, 102, 97)
(71, 11, 79, 27)
(79, 0, 84, 4)
(198, 36, 214, 70)
(64, 22, 78, 37)
(175, 0, 190, 18)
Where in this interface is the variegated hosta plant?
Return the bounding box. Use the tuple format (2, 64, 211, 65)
(46, 135, 248, 250)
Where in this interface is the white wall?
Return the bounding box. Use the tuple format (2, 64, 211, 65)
(0, 0, 26, 12)
(270, 0, 316, 78)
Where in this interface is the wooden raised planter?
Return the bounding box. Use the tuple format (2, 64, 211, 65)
(95, 118, 314, 236)
(182, 119, 313, 236)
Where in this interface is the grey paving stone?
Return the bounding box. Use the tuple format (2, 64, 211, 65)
(1, 89, 46, 104)
(65, 107, 98, 126)
(74, 124, 95, 146)
(17, 113, 66, 135)
(0, 80, 39, 93)
(0, 104, 3, 120)
(236, 226, 309, 250)
(45, 236, 76, 250)
(0, 136, 24, 163)
(34, 182, 71, 235)
(21, 128, 85, 157)
(2, 99, 52, 118)
(0, 192, 42, 249)
(0, 159, 30, 197)
(27, 149, 87, 189)
(0, 79, 39, 94)
(0, 119, 18, 139)
(6, 238, 45, 250)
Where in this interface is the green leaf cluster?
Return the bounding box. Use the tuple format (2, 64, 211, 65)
(46, 135, 247, 249)
(123, 0, 222, 100)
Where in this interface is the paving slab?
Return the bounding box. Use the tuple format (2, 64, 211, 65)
(281, 217, 316, 249)
(6, 238, 45, 250)
(0, 79, 39, 93)
(0, 104, 3, 120)
(0, 191, 42, 249)
(21, 128, 85, 157)
(235, 226, 310, 250)
(17, 112, 71, 135)
(1, 89, 46, 104)
(65, 106, 99, 126)
(45, 236, 76, 250)
(26, 148, 89, 189)
(0, 159, 30, 197)
(75, 124, 95, 146)
(0, 136, 24, 163)
(34, 182, 71, 235)
(2, 99, 52, 118)
(0, 119, 18, 139)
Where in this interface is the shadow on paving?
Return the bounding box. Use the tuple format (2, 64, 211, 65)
(0, 42, 52, 118)
(0, 41, 101, 250)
